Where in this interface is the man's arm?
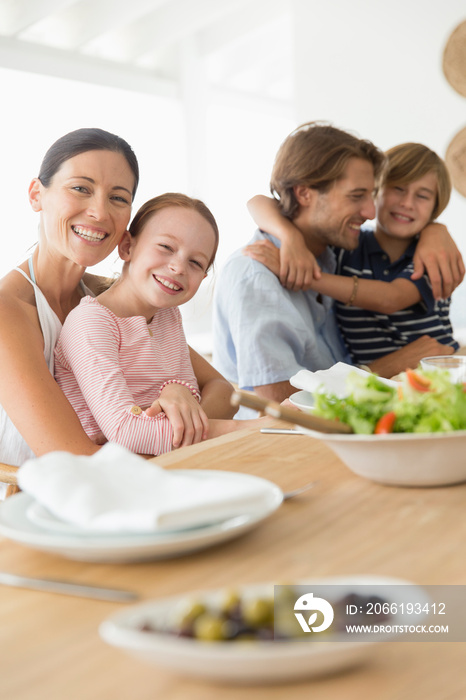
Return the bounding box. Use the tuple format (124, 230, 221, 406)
(254, 380, 296, 404)
(367, 335, 454, 378)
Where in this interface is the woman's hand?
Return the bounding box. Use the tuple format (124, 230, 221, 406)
(146, 383, 209, 448)
(412, 223, 465, 299)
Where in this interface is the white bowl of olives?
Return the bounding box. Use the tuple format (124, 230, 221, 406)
(99, 575, 428, 684)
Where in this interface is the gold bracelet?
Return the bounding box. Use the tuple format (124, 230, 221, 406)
(345, 275, 359, 306)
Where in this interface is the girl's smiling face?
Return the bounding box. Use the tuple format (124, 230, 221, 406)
(375, 170, 438, 240)
(118, 206, 217, 319)
(29, 149, 135, 268)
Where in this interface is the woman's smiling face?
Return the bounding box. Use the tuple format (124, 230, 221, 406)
(376, 171, 438, 240)
(29, 149, 135, 268)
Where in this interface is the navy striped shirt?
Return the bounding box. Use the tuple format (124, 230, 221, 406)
(334, 228, 459, 365)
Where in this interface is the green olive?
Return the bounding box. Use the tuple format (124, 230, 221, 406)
(177, 600, 207, 629)
(193, 613, 225, 641)
(241, 598, 274, 627)
(220, 589, 241, 615)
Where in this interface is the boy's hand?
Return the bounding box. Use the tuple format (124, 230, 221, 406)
(279, 237, 321, 291)
(412, 223, 465, 299)
(244, 238, 321, 291)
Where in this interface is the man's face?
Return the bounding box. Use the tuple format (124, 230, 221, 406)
(306, 157, 376, 251)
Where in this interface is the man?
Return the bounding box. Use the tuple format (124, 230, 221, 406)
(212, 122, 457, 407)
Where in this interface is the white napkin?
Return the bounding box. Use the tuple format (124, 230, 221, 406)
(290, 362, 396, 398)
(17, 443, 275, 533)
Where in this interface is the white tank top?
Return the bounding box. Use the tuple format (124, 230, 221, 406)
(0, 259, 93, 478)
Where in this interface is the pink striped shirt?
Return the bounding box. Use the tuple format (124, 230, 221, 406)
(54, 296, 199, 455)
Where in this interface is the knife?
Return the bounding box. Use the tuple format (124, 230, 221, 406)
(0, 572, 139, 602)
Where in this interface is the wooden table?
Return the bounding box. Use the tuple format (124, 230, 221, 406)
(1, 421, 466, 700)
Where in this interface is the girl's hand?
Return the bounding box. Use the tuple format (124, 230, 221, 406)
(145, 383, 209, 448)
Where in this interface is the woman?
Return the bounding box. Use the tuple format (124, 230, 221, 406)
(0, 128, 235, 473)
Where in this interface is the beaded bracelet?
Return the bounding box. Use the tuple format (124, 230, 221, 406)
(345, 275, 359, 306)
(159, 379, 201, 402)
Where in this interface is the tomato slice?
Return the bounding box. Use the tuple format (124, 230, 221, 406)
(374, 411, 396, 434)
(406, 369, 431, 393)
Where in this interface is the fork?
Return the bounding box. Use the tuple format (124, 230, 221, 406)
(283, 481, 317, 500)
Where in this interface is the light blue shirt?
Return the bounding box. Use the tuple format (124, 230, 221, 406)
(212, 230, 351, 414)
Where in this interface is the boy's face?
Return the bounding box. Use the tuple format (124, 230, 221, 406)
(376, 171, 438, 240)
(299, 157, 376, 253)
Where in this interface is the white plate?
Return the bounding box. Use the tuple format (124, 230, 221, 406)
(289, 390, 315, 412)
(100, 575, 429, 684)
(0, 471, 283, 563)
(26, 500, 227, 537)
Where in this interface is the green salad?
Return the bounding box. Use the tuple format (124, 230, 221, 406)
(313, 368, 466, 434)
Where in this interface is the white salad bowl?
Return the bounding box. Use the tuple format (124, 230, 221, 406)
(301, 427, 466, 487)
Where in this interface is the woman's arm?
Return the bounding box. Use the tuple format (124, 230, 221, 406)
(188, 347, 237, 419)
(247, 195, 321, 290)
(56, 309, 180, 455)
(0, 295, 100, 458)
(412, 223, 465, 299)
(244, 239, 422, 313)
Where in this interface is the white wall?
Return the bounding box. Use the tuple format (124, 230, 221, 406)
(0, 65, 293, 352)
(2, 0, 466, 344)
(293, 0, 466, 329)
(0, 66, 187, 277)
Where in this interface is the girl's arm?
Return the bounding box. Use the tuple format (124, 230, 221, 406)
(244, 239, 422, 313)
(56, 308, 187, 455)
(0, 295, 100, 458)
(188, 347, 237, 419)
(247, 195, 321, 290)
(411, 223, 465, 299)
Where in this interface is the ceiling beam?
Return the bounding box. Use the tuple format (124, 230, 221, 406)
(0, 35, 176, 97)
(0, 0, 77, 35)
(83, 0, 250, 63)
(198, 0, 286, 57)
(0, 34, 291, 119)
(0, 34, 292, 117)
(17, 0, 172, 51)
(206, 12, 292, 88)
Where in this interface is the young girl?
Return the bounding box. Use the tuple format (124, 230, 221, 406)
(245, 143, 459, 365)
(54, 193, 249, 456)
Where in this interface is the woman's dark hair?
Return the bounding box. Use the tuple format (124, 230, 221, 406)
(38, 128, 139, 199)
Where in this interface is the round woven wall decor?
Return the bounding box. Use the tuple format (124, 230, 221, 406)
(443, 20, 466, 97)
(445, 126, 466, 198)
